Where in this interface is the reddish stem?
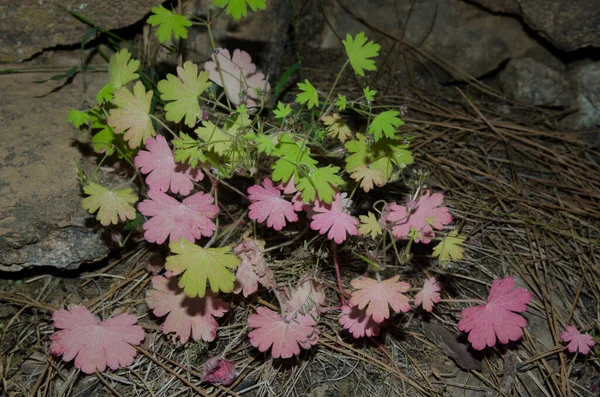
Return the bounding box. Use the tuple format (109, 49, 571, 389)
(332, 242, 345, 305)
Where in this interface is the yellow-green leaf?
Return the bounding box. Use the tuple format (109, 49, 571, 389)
(82, 182, 137, 226)
(358, 212, 382, 239)
(432, 231, 465, 262)
(194, 121, 233, 156)
(147, 4, 192, 43)
(107, 81, 155, 149)
(295, 79, 319, 109)
(157, 61, 211, 128)
(108, 48, 140, 90)
(320, 113, 352, 143)
(166, 238, 241, 297)
(343, 32, 380, 77)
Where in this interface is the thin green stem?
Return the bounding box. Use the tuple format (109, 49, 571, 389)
(322, 59, 349, 116)
(149, 114, 177, 139)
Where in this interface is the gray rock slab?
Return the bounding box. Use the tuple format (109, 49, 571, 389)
(0, 71, 111, 272)
(0, 0, 157, 63)
(499, 57, 573, 107)
(469, 0, 600, 51)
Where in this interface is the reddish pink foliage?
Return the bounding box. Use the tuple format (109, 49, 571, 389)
(310, 192, 359, 244)
(233, 239, 276, 297)
(146, 275, 229, 343)
(50, 305, 144, 374)
(248, 307, 319, 359)
(560, 326, 595, 355)
(201, 357, 236, 386)
(414, 277, 442, 312)
(138, 190, 219, 244)
(349, 275, 411, 324)
(338, 304, 380, 339)
(277, 175, 297, 194)
(458, 276, 532, 350)
(134, 135, 203, 196)
(248, 178, 299, 231)
(385, 190, 452, 243)
(204, 48, 270, 109)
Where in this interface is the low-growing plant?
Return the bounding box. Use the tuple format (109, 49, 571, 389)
(57, 0, 592, 379)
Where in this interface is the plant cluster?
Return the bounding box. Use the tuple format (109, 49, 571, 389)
(59, 0, 594, 378)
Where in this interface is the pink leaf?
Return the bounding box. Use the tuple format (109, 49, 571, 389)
(146, 275, 229, 343)
(385, 190, 452, 243)
(248, 307, 319, 358)
(204, 48, 270, 109)
(280, 275, 326, 317)
(201, 357, 236, 386)
(248, 178, 298, 231)
(233, 239, 276, 297)
(310, 192, 359, 244)
(49, 305, 144, 374)
(138, 190, 219, 244)
(135, 135, 203, 196)
(414, 277, 442, 312)
(560, 326, 595, 355)
(349, 275, 411, 323)
(277, 175, 297, 194)
(338, 304, 380, 339)
(457, 276, 532, 350)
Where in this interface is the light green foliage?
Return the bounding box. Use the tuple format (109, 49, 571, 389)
(109, 49, 140, 90)
(274, 101, 292, 119)
(432, 231, 465, 262)
(295, 79, 319, 109)
(166, 238, 241, 298)
(368, 110, 404, 141)
(213, 0, 266, 20)
(363, 86, 376, 103)
(82, 182, 137, 226)
(271, 134, 318, 183)
(320, 113, 352, 143)
(97, 48, 140, 104)
(336, 94, 347, 111)
(194, 121, 233, 156)
(249, 133, 277, 155)
(67, 110, 90, 128)
(343, 32, 380, 77)
(359, 212, 383, 239)
(108, 81, 155, 149)
(157, 61, 211, 127)
(147, 4, 192, 43)
(296, 166, 344, 204)
(92, 126, 117, 155)
(345, 133, 413, 191)
(173, 132, 206, 168)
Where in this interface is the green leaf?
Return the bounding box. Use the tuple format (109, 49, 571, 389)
(432, 231, 465, 262)
(67, 110, 90, 128)
(82, 182, 137, 226)
(166, 238, 241, 297)
(147, 4, 192, 43)
(173, 132, 206, 168)
(295, 79, 319, 109)
(251, 133, 277, 155)
(343, 32, 380, 77)
(359, 212, 383, 239)
(92, 127, 117, 155)
(320, 113, 352, 143)
(345, 133, 386, 192)
(157, 61, 211, 127)
(194, 121, 233, 156)
(296, 165, 344, 203)
(271, 134, 318, 183)
(363, 86, 376, 103)
(368, 110, 404, 141)
(274, 61, 301, 99)
(213, 0, 266, 20)
(96, 84, 115, 104)
(336, 94, 347, 111)
(108, 49, 140, 90)
(273, 101, 292, 119)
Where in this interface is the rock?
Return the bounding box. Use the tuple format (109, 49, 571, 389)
(498, 57, 573, 107)
(319, 0, 538, 80)
(0, 70, 113, 272)
(562, 62, 600, 131)
(469, 0, 600, 51)
(0, 0, 156, 63)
